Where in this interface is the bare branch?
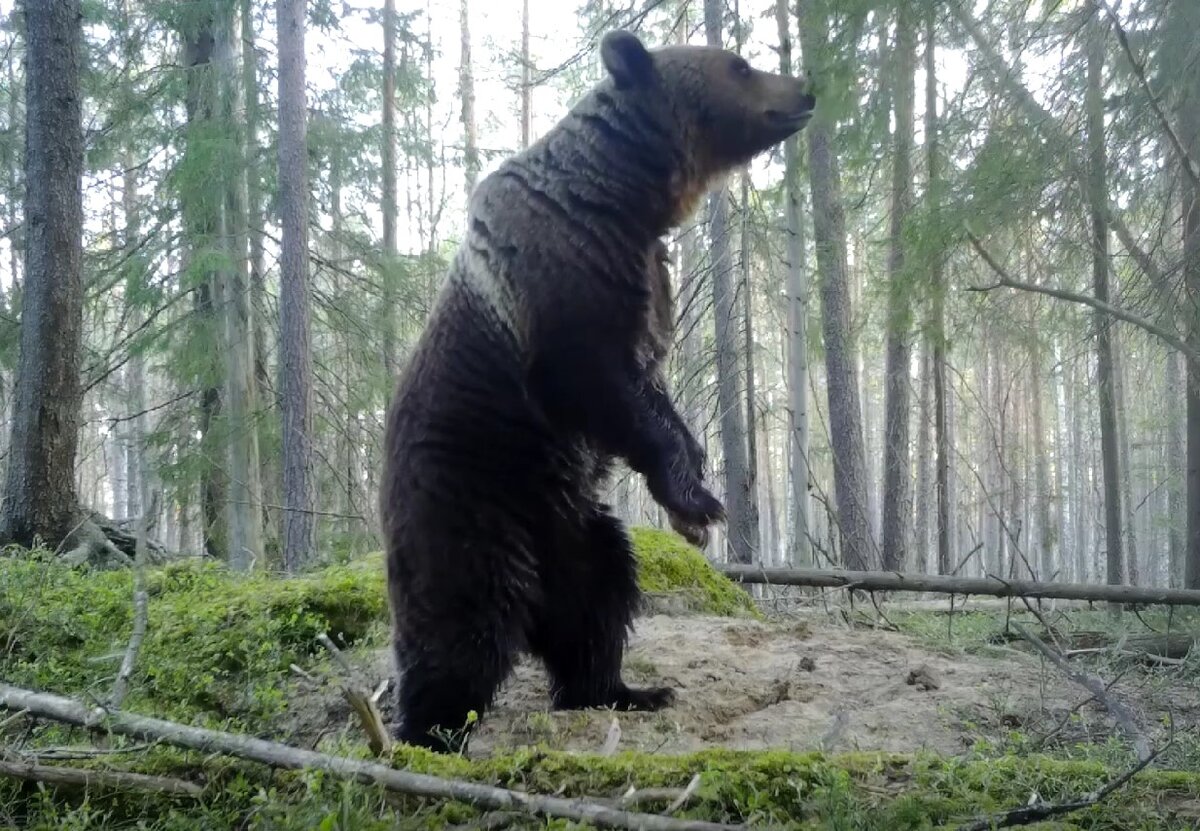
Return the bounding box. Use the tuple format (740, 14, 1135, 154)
(0, 755, 202, 798)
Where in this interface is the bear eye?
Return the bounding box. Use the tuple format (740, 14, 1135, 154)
(731, 57, 752, 79)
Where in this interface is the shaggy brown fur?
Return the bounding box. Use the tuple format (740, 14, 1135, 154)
(380, 29, 814, 752)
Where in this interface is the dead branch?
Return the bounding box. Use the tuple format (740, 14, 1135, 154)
(110, 492, 159, 709)
(0, 682, 737, 831)
(0, 755, 202, 798)
(317, 632, 392, 757)
(716, 564, 1200, 607)
(964, 231, 1200, 366)
(1011, 623, 1151, 761)
(955, 739, 1168, 830)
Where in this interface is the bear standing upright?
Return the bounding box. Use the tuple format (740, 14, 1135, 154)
(380, 29, 815, 752)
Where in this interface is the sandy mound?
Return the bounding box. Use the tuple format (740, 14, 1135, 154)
(289, 613, 1113, 757)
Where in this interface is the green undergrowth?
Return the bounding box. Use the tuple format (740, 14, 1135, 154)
(3, 744, 1198, 830)
(0, 528, 750, 731)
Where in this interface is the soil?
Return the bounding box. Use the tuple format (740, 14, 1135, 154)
(283, 612, 1174, 758)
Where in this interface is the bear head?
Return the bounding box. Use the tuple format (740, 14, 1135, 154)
(600, 29, 816, 183)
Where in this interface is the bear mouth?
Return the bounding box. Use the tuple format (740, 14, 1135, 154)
(766, 108, 814, 130)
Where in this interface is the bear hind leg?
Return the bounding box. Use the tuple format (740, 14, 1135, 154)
(531, 510, 675, 713)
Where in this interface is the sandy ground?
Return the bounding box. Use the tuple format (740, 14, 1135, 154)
(285, 612, 1172, 758)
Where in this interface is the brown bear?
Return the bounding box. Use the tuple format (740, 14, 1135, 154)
(379, 29, 814, 752)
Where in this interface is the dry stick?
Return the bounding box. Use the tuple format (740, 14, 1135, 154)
(1011, 623, 1152, 761)
(715, 565, 1200, 607)
(0, 755, 202, 798)
(0, 682, 737, 831)
(316, 632, 392, 757)
(110, 492, 160, 710)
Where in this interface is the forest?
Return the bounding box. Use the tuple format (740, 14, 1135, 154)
(1, 0, 1199, 829)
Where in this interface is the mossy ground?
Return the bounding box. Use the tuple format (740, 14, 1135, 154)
(2, 536, 1198, 829)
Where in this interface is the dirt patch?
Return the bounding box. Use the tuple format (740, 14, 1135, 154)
(281, 613, 1166, 758)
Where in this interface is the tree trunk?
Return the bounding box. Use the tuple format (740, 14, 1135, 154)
(1174, 2, 1200, 590)
(776, 0, 811, 567)
(520, 0, 530, 148)
(739, 171, 762, 560)
(380, 0, 398, 378)
(1113, 339, 1139, 584)
(1086, 2, 1124, 594)
(926, 10, 952, 575)
(914, 343, 933, 571)
(0, 0, 85, 550)
(459, 0, 479, 196)
(703, 0, 756, 564)
(276, 0, 315, 572)
(1029, 333, 1054, 580)
(798, 0, 874, 570)
(881, 2, 915, 572)
(220, 5, 265, 572)
(1166, 350, 1185, 586)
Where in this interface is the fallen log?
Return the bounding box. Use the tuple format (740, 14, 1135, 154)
(716, 565, 1200, 607)
(0, 682, 735, 831)
(0, 756, 202, 798)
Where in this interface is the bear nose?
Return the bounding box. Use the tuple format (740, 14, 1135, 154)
(800, 92, 816, 111)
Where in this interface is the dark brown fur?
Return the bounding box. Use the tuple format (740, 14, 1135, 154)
(380, 30, 814, 752)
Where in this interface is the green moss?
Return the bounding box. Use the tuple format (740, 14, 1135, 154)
(4, 744, 1198, 830)
(630, 527, 760, 618)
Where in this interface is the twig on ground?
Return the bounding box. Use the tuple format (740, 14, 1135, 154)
(955, 738, 1170, 831)
(110, 492, 160, 710)
(0, 755, 202, 798)
(1011, 622, 1151, 762)
(317, 633, 392, 757)
(0, 682, 738, 831)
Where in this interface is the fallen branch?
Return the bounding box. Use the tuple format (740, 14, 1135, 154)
(0, 682, 736, 831)
(111, 492, 159, 710)
(317, 632, 392, 757)
(955, 742, 1166, 831)
(716, 565, 1200, 607)
(1011, 622, 1151, 761)
(0, 755, 202, 798)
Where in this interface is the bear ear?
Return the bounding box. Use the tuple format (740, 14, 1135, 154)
(600, 30, 655, 89)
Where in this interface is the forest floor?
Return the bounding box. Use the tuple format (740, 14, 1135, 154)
(287, 606, 1198, 764)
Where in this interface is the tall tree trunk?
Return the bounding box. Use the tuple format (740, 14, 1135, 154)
(926, 8, 952, 576)
(459, 0, 479, 195)
(739, 171, 762, 559)
(914, 343, 933, 571)
(520, 0, 530, 148)
(179, 9, 227, 560)
(1086, 2, 1124, 593)
(122, 141, 146, 526)
(1030, 334, 1054, 580)
(277, 0, 315, 572)
(380, 0, 398, 378)
(241, 0, 276, 546)
(1174, 2, 1200, 590)
(704, 0, 756, 563)
(776, 0, 811, 567)
(220, 5, 265, 572)
(1114, 340, 1139, 584)
(881, 2, 915, 572)
(1166, 350, 1185, 586)
(798, 0, 873, 570)
(5, 39, 20, 300)
(0, 0, 84, 549)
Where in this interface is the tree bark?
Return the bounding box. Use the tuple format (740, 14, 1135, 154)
(798, 0, 874, 570)
(0, 0, 85, 550)
(1166, 350, 1185, 586)
(776, 0, 811, 567)
(459, 0, 479, 196)
(381, 0, 398, 378)
(704, 0, 757, 564)
(220, 4, 265, 571)
(1086, 2, 1124, 596)
(276, 0, 315, 572)
(880, 2, 916, 572)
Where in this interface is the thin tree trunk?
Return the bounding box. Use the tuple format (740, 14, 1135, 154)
(220, 6, 265, 572)
(1030, 334, 1054, 580)
(776, 0, 811, 567)
(1086, 2, 1124, 595)
(798, 0, 873, 570)
(381, 0, 398, 378)
(1166, 350, 1185, 586)
(276, 0, 315, 572)
(459, 0, 479, 196)
(520, 0, 530, 148)
(881, 2, 915, 572)
(1114, 339, 1139, 584)
(0, 0, 84, 549)
(739, 171, 762, 560)
(914, 343, 933, 571)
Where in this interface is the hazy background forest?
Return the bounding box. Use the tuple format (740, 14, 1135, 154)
(0, 0, 1197, 593)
